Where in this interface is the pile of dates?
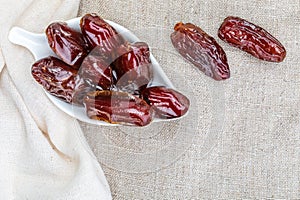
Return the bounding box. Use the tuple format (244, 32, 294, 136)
(32, 14, 286, 126)
(31, 13, 190, 126)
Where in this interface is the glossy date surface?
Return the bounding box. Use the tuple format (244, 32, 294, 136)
(79, 53, 113, 90)
(31, 56, 77, 103)
(46, 22, 88, 69)
(72, 77, 94, 105)
(171, 22, 230, 80)
(84, 90, 153, 126)
(113, 42, 153, 93)
(141, 86, 190, 119)
(80, 13, 125, 62)
(218, 16, 286, 62)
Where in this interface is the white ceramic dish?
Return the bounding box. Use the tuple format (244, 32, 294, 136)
(8, 17, 187, 126)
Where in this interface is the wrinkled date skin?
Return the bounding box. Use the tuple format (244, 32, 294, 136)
(80, 13, 125, 62)
(31, 56, 77, 103)
(141, 86, 190, 119)
(79, 53, 113, 90)
(84, 90, 153, 126)
(72, 77, 95, 105)
(113, 42, 153, 93)
(218, 16, 286, 62)
(46, 22, 88, 69)
(171, 22, 230, 80)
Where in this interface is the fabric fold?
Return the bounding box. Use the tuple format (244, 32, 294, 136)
(0, 0, 112, 199)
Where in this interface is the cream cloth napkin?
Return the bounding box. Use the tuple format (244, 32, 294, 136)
(0, 1, 111, 199)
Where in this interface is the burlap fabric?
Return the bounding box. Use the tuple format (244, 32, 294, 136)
(79, 0, 300, 199)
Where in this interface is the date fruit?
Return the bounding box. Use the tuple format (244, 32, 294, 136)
(31, 56, 77, 103)
(113, 42, 153, 93)
(80, 13, 125, 62)
(218, 16, 286, 62)
(141, 86, 190, 119)
(171, 22, 230, 80)
(84, 90, 153, 126)
(46, 22, 88, 69)
(72, 77, 94, 105)
(79, 53, 113, 90)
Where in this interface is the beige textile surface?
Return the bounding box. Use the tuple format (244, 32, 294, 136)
(0, 0, 111, 199)
(79, 0, 300, 199)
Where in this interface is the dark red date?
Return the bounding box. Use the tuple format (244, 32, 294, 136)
(46, 22, 88, 69)
(141, 86, 190, 119)
(113, 42, 153, 93)
(72, 77, 95, 105)
(171, 22, 230, 80)
(80, 13, 125, 62)
(218, 16, 286, 62)
(79, 53, 113, 90)
(31, 56, 77, 103)
(84, 90, 153, 126)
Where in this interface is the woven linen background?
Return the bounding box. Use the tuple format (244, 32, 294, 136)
(79, 0, 300, 199)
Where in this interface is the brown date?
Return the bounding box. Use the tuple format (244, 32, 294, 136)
(79, 52, 113, 90)
(31, 56, 77, 103)
(31, 56, 94, 105)
(218, 16, 286, 62)
(80, 13, 125, 62)
(113, 42, 153, 93)
(171, 22, 230, 80)
(46, 22, 88, 69)
(84, 90, 153, 126)
(72, 77, 95, 105)
(141, 86, 190, 119)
